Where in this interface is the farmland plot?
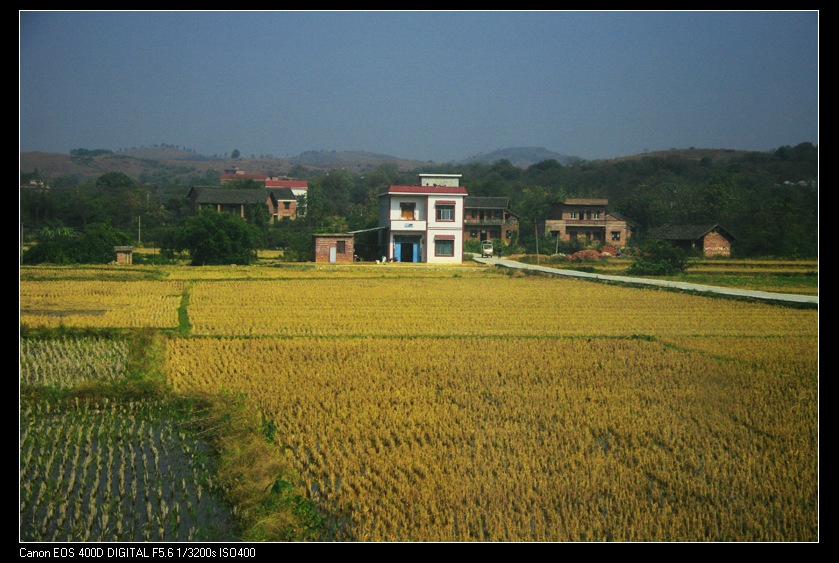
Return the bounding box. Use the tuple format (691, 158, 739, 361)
(168, 278, 818, 541)
(186, 276, 817, 338)
(20, 266, 819, 542)
(19, 280, 184, 329)
(19, 399, 235, 542)
(167, 333, 818, 540)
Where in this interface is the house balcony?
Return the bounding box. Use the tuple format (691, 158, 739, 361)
(561, 219, 607, 227)
(463, 218, 518, 226)
(390, 219, 427, 232)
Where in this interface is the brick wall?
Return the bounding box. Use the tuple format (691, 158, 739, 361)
(276, 199, 298, 220)
(313, 235, 354, 263)
(703, 231, 732, 257)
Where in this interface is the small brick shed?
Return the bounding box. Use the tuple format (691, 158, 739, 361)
(313, 234, 355, 263)
(114, 246, 134, 265)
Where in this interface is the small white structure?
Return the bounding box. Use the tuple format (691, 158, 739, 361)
(378, 174, 467, 264)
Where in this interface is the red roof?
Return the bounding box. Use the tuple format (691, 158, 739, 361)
(266, 179, 308, 188)
(386, 185, 468, 195)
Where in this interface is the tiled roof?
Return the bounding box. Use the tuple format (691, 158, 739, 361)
(266, 179, 308, 189)
(191, 187, 274, 205)
(465, 197, 510, 209)
(267, 187, 296, 200)
(646, 223, 735, 241)
(384, 185, 468, 195)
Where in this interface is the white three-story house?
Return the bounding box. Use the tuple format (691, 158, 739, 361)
(377, 174, 467, 264)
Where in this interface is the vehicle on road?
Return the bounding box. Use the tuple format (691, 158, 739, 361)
(481, 240, 494, 258)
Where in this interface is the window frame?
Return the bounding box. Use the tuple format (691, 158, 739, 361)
(436, 203, 455, 222)
(434, 238, 455, 257)
(400, 202, 416, 220)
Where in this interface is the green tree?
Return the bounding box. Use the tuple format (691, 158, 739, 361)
(231, 149, 241, 159)
(172, 208, 260, 266)
(626, 239, 691, 276)
(513, 185, 551, 253)
(225, 178, 263, 190)
(21, 223, 130, 264)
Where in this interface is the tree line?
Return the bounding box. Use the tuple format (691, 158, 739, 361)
(20, 143, 817, 264)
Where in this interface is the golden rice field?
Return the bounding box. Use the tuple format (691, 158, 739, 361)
(19, 263, 819, 541)
(19, 279, 184, 329)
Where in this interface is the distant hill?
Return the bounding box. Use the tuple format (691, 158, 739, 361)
(20, 145, 779, 185)
(460, 147, 580, 167)
(18, 147, 433, 183)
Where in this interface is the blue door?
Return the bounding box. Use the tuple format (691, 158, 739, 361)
(400, 242, 416, 263)
(394, 237, 421, 262)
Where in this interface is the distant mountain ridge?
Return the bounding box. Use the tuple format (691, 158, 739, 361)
(461, 147, 579, 167)
(19, 145, 768, 183)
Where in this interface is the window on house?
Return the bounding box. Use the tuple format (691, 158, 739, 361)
(436, 204, 455, 222)
(593, 211, 601, 219)
(435, 238, 454, 256)
(471, 210, 478, 219)
(493, 210, 501, 219)
(283, 202, 291, 210)
(337, 240, 346, 253)
(611, 231, 621, 241)
(470, 230, 478, 238)
(400, 202, 416, 220)
(570, 211, 578, 219)
(505, 230, 512, 240)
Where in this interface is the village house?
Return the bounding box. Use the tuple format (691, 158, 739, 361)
(543, 198, 633, 248)
(645, 223, 735, 257)
(377, 174, 467, 263)
(463, 196, 519, 244)
(266, 187, 299, 221)
(220, 168, 308, 195)
(187, 186, 277, 223)
(217, 169, 308, 218)
(265, 178, 308, 199)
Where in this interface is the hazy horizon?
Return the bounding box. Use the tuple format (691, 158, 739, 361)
(20, 11, 819, 163)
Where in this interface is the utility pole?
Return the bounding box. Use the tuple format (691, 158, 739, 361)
(137, 216, 141, 245)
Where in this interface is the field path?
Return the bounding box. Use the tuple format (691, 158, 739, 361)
(472, 256, 818, 306)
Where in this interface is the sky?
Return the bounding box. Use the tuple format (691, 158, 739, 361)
(19, 10, 819, 163)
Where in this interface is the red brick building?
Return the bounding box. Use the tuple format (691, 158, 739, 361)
(313, 234, 355, 263)
(543, 198, 633, 248)
(463, 197, 519, 244)
(267, 187, 299, 221)
(645, 224, 735, 257)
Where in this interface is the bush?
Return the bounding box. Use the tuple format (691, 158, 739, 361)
(626, 239, 690, 276)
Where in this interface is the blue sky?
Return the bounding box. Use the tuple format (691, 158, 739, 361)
(19, 10, 818, 163)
